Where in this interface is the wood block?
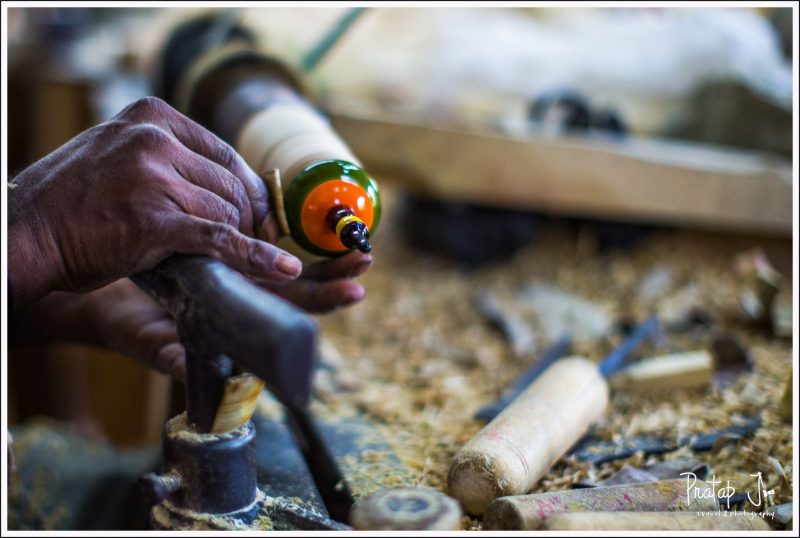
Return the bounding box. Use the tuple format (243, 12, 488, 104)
(610, 350, 713, 392)
(330, 111, 792, 235)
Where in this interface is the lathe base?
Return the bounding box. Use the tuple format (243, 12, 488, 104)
(151, 489, 272, 530)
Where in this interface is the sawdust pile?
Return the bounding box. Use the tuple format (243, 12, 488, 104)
(313, 185, 794, 530)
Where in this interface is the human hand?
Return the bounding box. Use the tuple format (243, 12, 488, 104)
(82, 253, 372, 381)
(256, 251, 373, 313)
(85, 278, 187, 382)
(8, 96, 300, 308)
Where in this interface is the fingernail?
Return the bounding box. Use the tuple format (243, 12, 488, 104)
(277, 254, 302, 276)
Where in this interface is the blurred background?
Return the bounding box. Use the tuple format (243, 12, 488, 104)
(5, 5, 794, 451)
(6, 6, 794, 176)
(4, 6, 796, 532)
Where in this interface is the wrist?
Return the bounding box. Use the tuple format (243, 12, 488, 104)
(7, 205, 66, 308)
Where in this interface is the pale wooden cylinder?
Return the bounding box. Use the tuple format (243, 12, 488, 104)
(236, 105, 359, 185)
(543, 511, 773, 531)
(483, 479, 719, 530)
(610, 350, 713, 392)
(448, 357, 609, 515)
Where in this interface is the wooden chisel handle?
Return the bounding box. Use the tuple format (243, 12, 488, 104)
(449, 357, 609, 515)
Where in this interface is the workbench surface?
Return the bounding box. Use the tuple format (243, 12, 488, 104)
(314, 182, 794, 530)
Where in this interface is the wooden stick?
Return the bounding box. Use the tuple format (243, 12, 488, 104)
(261, 169, 291, 237)
(483, 479, 718, 530)
(610, 350, 713, 392)
(211, 373, 264, 433)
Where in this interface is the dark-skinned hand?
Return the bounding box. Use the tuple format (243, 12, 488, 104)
(8, 96, 301, 308)
(83, 251, 373, 381)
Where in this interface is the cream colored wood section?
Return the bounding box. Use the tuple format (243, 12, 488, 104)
(237, 105, 359, 185)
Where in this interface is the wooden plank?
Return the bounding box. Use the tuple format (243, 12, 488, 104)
(330, 112, 793, 235)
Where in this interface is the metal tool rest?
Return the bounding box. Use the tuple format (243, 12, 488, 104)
(133, 255, 351, 530)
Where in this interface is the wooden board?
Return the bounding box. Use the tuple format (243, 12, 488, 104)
(330, 112, 793, 236)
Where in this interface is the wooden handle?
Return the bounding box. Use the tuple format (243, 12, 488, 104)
(483, 479, 718, 530)
(610, 350, 713, 392)
(448, 357, 608, 515)
(544, 511, 772, 531)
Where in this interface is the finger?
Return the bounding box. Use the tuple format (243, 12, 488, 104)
(263, 279, 365, 314)
(168, 215, 302, 280)
(135, 318, 179, 366)
(159, 103, 268, 235)
(119, 97, 269, 235)
(170, 146, 254, 235)
(157, 342, 186, 383)
(166, 179, 241, 230)
(173, 128, 268, 236)
(301, 251, 373, 281)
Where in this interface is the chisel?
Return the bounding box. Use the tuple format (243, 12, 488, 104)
(448, 316, 659, 515)
(474, 335, 572, 422)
